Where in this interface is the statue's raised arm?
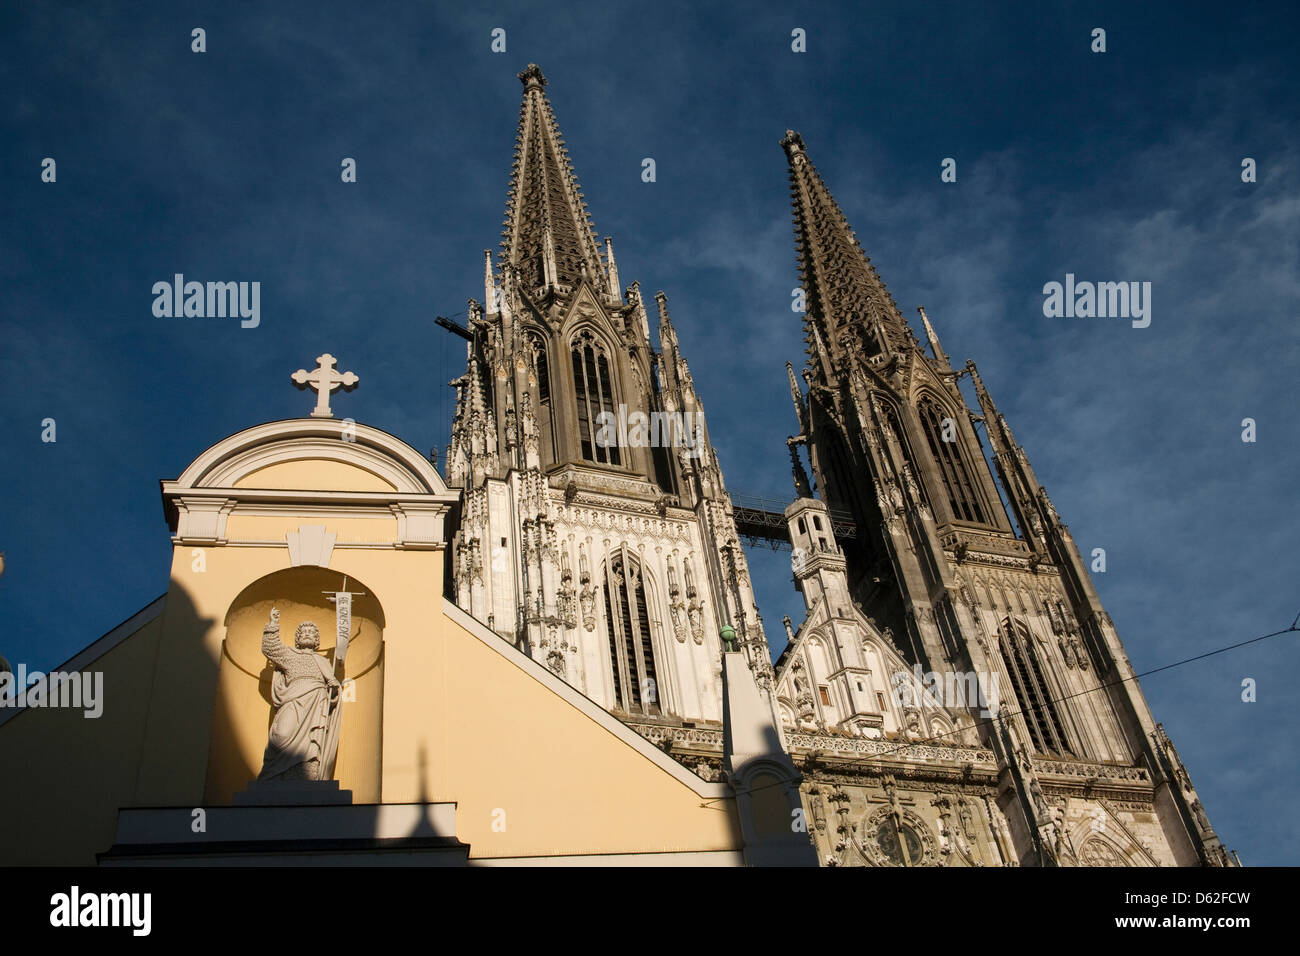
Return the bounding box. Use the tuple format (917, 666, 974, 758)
(261, 607, 292, 667)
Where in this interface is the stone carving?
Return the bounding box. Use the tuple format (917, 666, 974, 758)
(1072, 636, 1090, 670)
(558, 552, 577, 629)
(785, 731, 996, 766)
(686, 598, 705, 644)
(1036, 758, 1149, 782)
(1079, 838, 1126, 867)
(958, 797, 977, 842)
(684, 560, 705, 644)
(667, 561, 687, 643)
(1058, 635, 1078, 668)
(899, 462, 929, 518)
(1037, 486, 1059, 523)
(257, 608, 342, 783)
(1043, 804, 1075, 865)
(624, 722, 724, 748)
(692, 759, 722, 783)
(809, 787, 827, 832)
(859, 803, 940, 868)
(579, 584, 596, 631)
(578, 546, 596, 631)
(903, 708, 923, 740)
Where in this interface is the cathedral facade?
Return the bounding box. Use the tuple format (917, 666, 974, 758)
(444, 65, 1236, 867)
(0, 63, 1236, 868)
(445, 64, 773, 746)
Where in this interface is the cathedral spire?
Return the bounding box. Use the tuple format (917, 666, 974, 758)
(917, 306, 952, 370)
(965, 360, 1052, 549)
(785, 361, 806, 436)
(502, 64, 607, 294)
(483, 249, 496, 314)
(781, 130, 911, 376)
(655, 290, 693, 404)
(604, 236, 622, 302)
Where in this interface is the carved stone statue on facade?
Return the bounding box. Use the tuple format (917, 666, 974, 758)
(257, 608, 342, 783)
(579, 583, 596, 631)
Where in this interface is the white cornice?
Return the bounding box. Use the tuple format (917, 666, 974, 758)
(162, 419, 458, 540)
(172, 419, 449, 495)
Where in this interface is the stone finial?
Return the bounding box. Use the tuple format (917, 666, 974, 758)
(518, 63, 547, 88)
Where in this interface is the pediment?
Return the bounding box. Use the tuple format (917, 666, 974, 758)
(173, 419, 449, 495)
(560, 282, 620, 340)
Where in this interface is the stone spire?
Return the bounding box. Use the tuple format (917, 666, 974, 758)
(785, 361, 806, 436)
(781, 130, 912, 378)
(483, 249, 496, 314)
(501, 64, 607, 294)
(965, 360, 1048, 546)
(604, 236, 621, 302)
(655, 290, 693, 404)
(917, 306, 952, 371)
(788, 439, 812, 499)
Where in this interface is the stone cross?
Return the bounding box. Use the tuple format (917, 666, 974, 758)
(291, 353, 358, 418)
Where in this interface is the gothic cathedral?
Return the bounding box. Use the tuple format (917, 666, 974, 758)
(446, 64, 773, 740)
(445, 65, 1235, 867)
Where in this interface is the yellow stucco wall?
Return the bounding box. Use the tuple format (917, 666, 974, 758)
(234, 458, 397, 492)
(224, 514, 397, 544)
(0, 615, 163, 865)
(0, 447, 742, 864)
(429, 610, 742, 858)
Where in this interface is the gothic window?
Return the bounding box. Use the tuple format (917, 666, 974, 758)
(881, 402, 930, 507)
(525, 331, 550, 405)
(819, 686, 832, 706)
(571, 331, 620, 465)
(603, 550, 660, 715)
(874, 817, 924, 866)
(1000, 618, 1072, 756)
(860, 324, 884, 359)
(918, 397, 988, 524)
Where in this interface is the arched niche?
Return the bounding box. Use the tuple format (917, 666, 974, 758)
(204, 566, 385, 804)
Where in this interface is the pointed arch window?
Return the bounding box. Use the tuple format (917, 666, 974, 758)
(571, 331, 620, 465)
(880, 402, 930, 507)
(918, 397, 988, 524)
(602, 549, 660, 715)
(861, 324, 885, 359)
(1000, 618, 1072, 756)
(525, 331, 550, 406)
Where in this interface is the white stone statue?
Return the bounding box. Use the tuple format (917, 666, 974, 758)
(257, 608, 342, 782)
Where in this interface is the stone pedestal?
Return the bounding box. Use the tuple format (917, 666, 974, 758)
(234, 779, 353, 806)
(100, 803, 467, 866)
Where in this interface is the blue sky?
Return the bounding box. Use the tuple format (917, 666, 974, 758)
(1, 1, 1296, 864)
